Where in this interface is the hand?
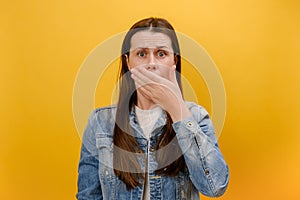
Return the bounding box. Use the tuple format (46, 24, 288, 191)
(130, 64, 191, 122)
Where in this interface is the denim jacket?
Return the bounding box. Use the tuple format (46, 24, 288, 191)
(76, 102, 229, 200)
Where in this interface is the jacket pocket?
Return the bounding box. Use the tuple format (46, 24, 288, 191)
(176, 170, 197, 200)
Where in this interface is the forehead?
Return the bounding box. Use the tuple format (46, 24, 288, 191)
(130, 31, 172, 49)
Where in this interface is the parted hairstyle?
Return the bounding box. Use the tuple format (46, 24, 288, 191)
(113, 17, 186, 190)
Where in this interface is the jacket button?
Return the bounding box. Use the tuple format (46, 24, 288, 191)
(186, 121, 193, 127)
(205, 169, 210, 175)
(150, 148, 155, 152)
(137, 150, 143, 154)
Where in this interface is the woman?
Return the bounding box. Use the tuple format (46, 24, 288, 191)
(76, 17, 229, 200)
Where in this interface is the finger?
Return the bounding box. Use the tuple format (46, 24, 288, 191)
(131, 71, 161, 91)
(133, 65, 165, 84)
(131, 68, 154, 86)
(131, 73, 145, 89)
(137, 85, 162, 107)
(137, 86, 152, 100)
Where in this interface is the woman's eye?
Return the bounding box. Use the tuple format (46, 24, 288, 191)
(138, 51, 146, 57)
(157, 51, 166, 57)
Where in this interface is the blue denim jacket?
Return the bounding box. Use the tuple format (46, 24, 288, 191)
(76, 102, 229, 200)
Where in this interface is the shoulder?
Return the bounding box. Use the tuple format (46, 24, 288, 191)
(91, 104, 117, 119)
(87, 105, 117, 133)
(94, 104, 116, 112)
(91, 104, 117, 117)
(94, 104, 117, 112)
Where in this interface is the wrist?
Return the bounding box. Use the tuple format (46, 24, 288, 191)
(169, 101, 191, 123)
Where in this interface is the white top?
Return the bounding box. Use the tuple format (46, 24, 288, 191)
(135, 105, 163, 139)
(135, 105, 163, 200)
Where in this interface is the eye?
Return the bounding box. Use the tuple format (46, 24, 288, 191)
(137, 51, 146, 57)
(157, 51, 166, 57)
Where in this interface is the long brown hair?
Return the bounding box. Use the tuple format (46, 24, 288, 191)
(113, 17, 186, 190)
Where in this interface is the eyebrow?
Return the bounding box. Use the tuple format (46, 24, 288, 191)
(133, 46, 171, 50)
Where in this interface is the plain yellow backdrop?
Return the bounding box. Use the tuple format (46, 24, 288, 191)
(1, 0, 300, 199)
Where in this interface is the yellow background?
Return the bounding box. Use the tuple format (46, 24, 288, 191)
(1, 0, 300, 199)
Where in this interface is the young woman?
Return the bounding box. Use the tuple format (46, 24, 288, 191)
(76, 17, 229, 200)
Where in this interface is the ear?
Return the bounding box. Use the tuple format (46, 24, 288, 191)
(125, 54, 131, 70)
(174, 54, 178, 65)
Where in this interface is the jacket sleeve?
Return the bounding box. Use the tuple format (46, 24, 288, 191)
(76, 111, 103, 200)
(172, 104, 229, 197)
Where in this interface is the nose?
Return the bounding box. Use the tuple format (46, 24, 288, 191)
(146, 64, 157, 71)
(147, 53, 157, 70)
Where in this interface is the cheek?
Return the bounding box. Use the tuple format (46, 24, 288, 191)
(163, 56, 176, 66)
(128, 57, 145, 68)
(154, 58, 175, 77)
